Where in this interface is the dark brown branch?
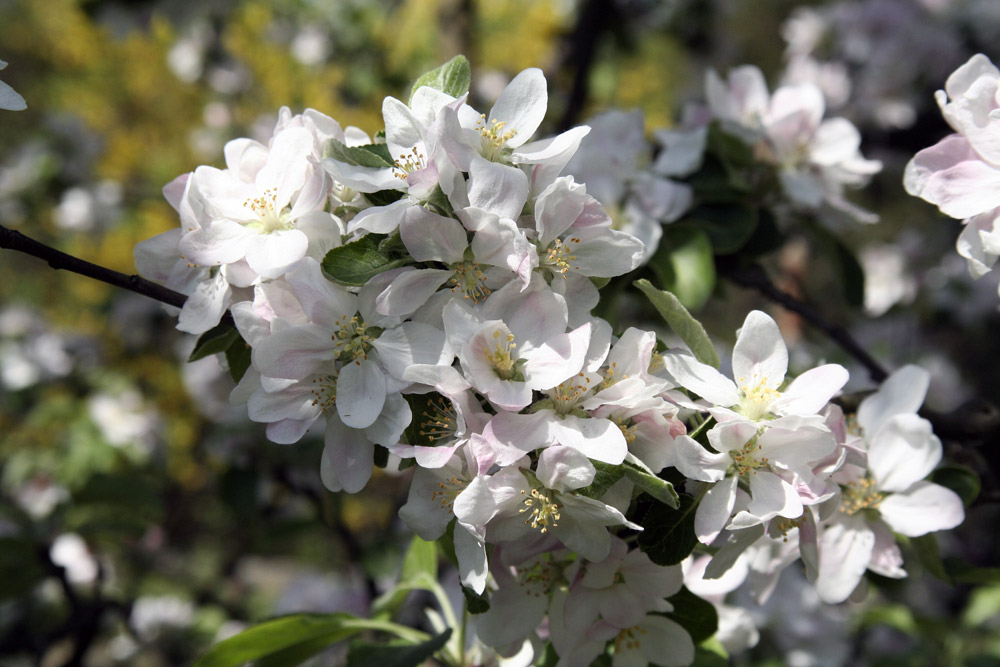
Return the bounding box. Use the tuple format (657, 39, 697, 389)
(1, 225, 233, 327)
(719, 260, 888, 383)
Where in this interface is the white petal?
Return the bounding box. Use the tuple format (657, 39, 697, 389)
(488, 67, 547, 148)
(661, 352, 740, 407)
(467, 156, 529, 220)
(774, 364, 848, 416)
(695, 476, 738, 544)
(336, 359, 386, 428)
(814, 514, 874, 604)
(867, 414, 941, 492)
(879, 481, 965, 537)
(321, 416, 374, 494)
(732, 310, 788, 391)
(857, 365, 930, 436)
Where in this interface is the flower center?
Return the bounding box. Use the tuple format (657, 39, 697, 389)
(392, 146, 426, 179)
(738, 375, 779, 421)
(614, 624, 649, 654)
(309, 373, 338, 412)
(244, 187, 291, 234)
(332, 314, 379, 362)
(483, 328, 519, 380)
(840, 477, 884, 516)
(729, 435, 768, 476)
(520, 488, 560, 533)
(476, 114, 517, 163)
(542, 237, 581, 275)
(549, 374, 592, 415)
(449, 260, 491, 303)
(418, 395, 458, 443)
(431, 475, 467, 512)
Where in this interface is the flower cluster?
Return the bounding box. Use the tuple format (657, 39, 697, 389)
(905, 53, 1000, 295)
(135, 59, 964, 665)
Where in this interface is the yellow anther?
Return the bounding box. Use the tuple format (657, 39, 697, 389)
(519, 488, 561, 533)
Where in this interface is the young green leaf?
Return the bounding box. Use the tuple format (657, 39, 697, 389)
(634, 279, 719, 368)
(325, 138, 394, 168)
(663, 587, 719, 643)
(622, 465, 680, 509)
(322, 234, 410, 286)
(636, 494, 699, 566)
(346, 629, 452, 667)
(189, 321, 240, 362)
(683, 203, 758, 255)
(648, 225, 716, 311)
(224, 331, 252, 383)
(409, 55, 471, 103)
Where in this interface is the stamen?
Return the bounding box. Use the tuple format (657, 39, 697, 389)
(738, 375, 779, 421)
(483, 328, 518, 380)
(418, 396, 458, 442)
(543, 237, 581, 275)
(449, 260, 491, 303)
(392, 146, 426, 179)
(431, 475, 466, 512)
(840, 477, 884, 516)
(519, 488, 561, 533)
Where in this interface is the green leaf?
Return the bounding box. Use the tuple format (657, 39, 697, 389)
(636, 494, 699, 566)
(909, 533, 950, 583)
(462, 584, 490, 614)
(579, 461, 627, 500)
(401, 536, 438, 584)
(621, 457, 679, 508)
(931, 465, 981, 507)
(706, 123, 756, 175)
(684, 203, 758, 254)
(325, 139, 394, 168)
(664, 587, 718, 643)
(189, 321, 240, 362)
(739, 208, 784, 257)
(193, 613, 366, 667)
(322, 234, 410, 286)
(410, 55, 471, 103)
(808, 222, 865, 308)
(365, 189, 405, 207)
(945, 558, 1000, 585)
(634, 279, 719, 368)
(857, 604, 918, 635)
(224, 332, 252, 383)
(648, 225, 716, 311)
(347, 629, 451, 667)
(0, 537, 46, 601)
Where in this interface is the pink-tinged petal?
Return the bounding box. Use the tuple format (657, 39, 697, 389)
(348, 198, 413, 235)
(706, 419, 757, 455)
(706, 66, 769, 125)
(757, 423, 836, 469)
(363, 392, 410, 446)
(375, 268, 450, 317)
(868, 414, 941, 492)
(814, 514, 874, 604)
(321, 417, 374, 494)
(732, 310, 788, 391)
(569, 227, 645, 277)
(177, 270, 231, 334)
(336, 360, 386, 428)
(476, 575, 550, 648)
(661, 352, 740, 407)
(669, 435, 729, 482)
(486, 411, 552, 454)
(244, 229, 308, 278)
(265, 419, 314, 444)
(372, 321, 453, 380)
(285, 257, 357, 327)
(467, 156, 529, 221)
(179, 218, 252, 267)
(190, 165, 257, 221)
(522, 322, 591, 390)
(247, 384, 320, 424)
(634, 616, 694, 667)
(488, 67, 547, 148)
(879, 481, 964, 537)
(746, 471, 802, 522)
(867, 520, 906, 579)
(957, 212, 1000, 277)
(939, 54, 1000, 164)
(550, 415, 628, 465)
(904, 134, 1000, 218)
(695, 476, 738, 544)
(399, 206, 468, 263)
(857, 365, 930, 436)
(398, 466, 460, 539)
(453, 476, 500, 528)
(534, 177, 587, 246)
(774, 364, 848, 416)
(253, 323, 336, 379)
(454, 525, 488, 594)
(134, 229, 182, 282)
(537, 445, 596, 492)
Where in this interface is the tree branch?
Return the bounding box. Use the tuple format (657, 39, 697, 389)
(719, 260, 888, 382)
(0, 225, 233, 327)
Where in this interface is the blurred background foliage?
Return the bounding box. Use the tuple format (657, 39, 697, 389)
(0, 0, 999, 665)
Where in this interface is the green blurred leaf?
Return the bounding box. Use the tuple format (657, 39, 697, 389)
(324, 139, 393, 168)
(931, 465, 981, 507)
(322, 234, 409, 286)
(189, 321, 240, 362)
(365, 189, 404, 207)
(637, 494, 699, 566)
(0, 537, 46, 601)
(857, 604, 918, 635)
(194, 614, 424, 667)
(224, 331, 252, 383)
(739, 208, 784, 257)
(664, 587, 718, 643)
(648, 226, 716, 311)
(808, 222, 865, 308)
(944, 558, 1000, 585)
(684, 204, 758, 255)
(462, 584, 490, 614)
(401, 536, 438, 584)
(410, 55, 471, 103)
(910, 533, 950, 583)
(963, 584, 1000, 627)
(622, 460, 679, 509)
(634, 279, 719, 368)
(347, 629, 451, 667)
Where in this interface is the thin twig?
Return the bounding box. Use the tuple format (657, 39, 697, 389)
(0, 225, 233, 327)
(719, 260, 889, 383)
